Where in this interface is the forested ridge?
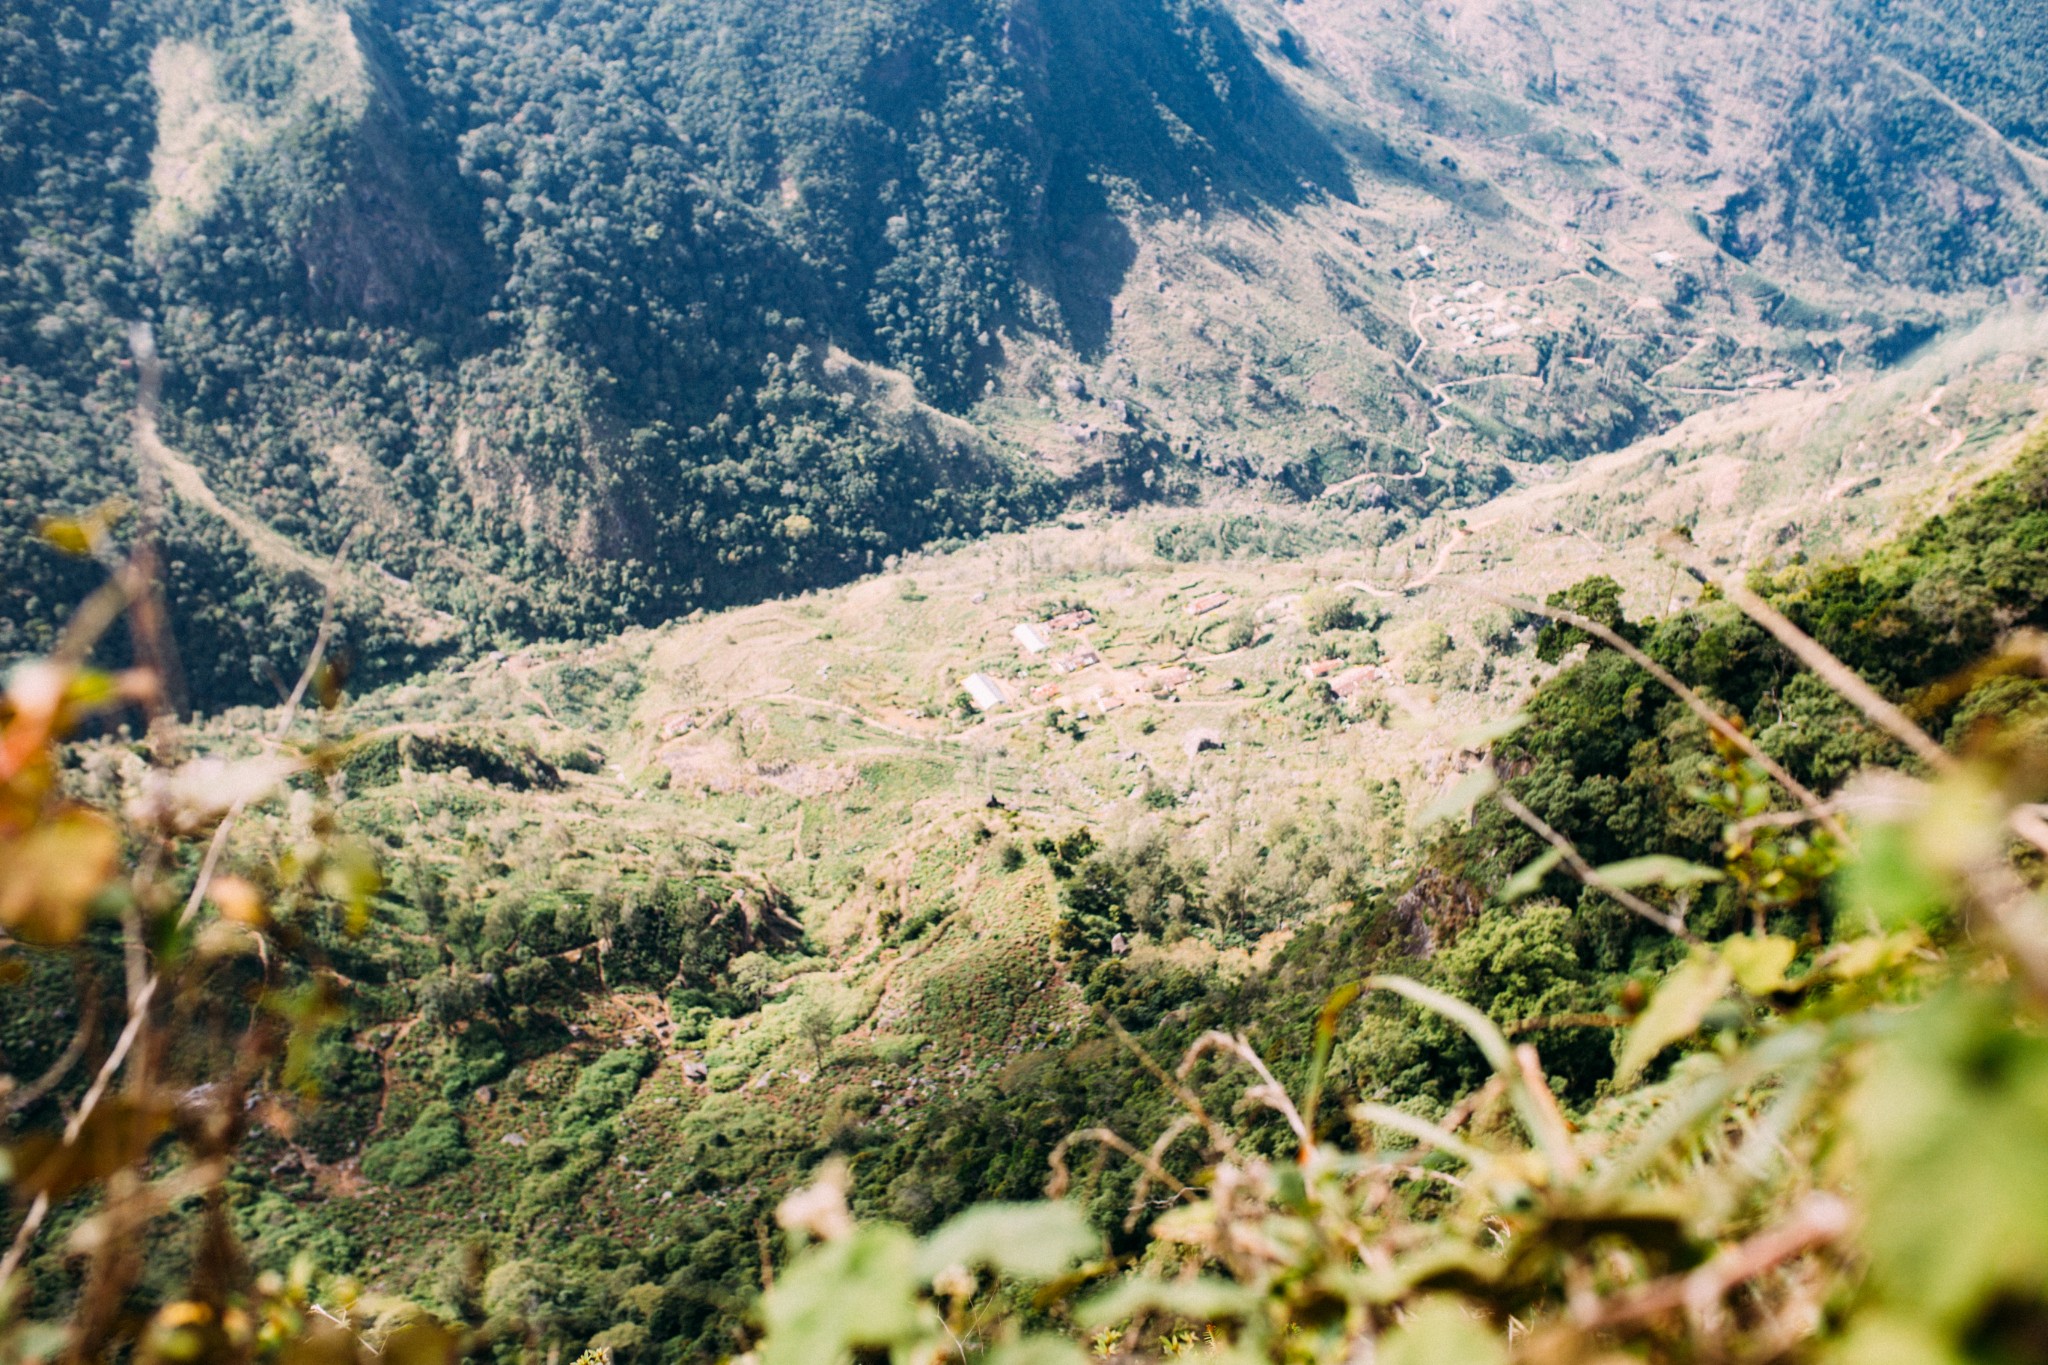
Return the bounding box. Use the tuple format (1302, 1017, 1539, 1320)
(1, 0, 1352, 708)
(10, 0, 2048, 711)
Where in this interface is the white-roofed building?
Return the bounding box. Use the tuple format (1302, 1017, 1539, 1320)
(960, 673, 1007, 711)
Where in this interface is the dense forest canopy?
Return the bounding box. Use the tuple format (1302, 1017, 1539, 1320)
(1, 0, 1353, 708)
(7, 0, 2048, 709)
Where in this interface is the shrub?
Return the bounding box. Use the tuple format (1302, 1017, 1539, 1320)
(1301, 587, 1361, 634)
(556, 1048, 656, 1139)
(360, 1102, 469, 1188)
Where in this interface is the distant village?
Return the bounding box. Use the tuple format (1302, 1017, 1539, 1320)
(958, 590, 1391, 721)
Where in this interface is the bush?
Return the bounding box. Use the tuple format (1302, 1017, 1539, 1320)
(360, 1102, 469, 1188)
(1301, 587, 1360, 634)
(546, 742, 605, 774)
(556, 1048, 656, 1139)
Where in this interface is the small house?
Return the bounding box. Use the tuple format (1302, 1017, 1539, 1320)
(1330, 666, 1385, 701)
(960, 673, 1007, 712)
(1302, 658, 1344, 680)
(1012, 623, 1051, 654)
(1052, 647, 1100, 675)
(1185, 592, 1233, 617)
(1147, 665, 1196, 693)
(1086, 685, 1129, 714)
(1047, 609, 1095, 632)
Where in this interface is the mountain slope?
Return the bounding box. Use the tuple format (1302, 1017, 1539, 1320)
(5, 0, 2048, 709)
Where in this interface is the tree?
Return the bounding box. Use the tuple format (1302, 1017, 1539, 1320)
(1535, 574, 1636, 661)
(1301, 588, 1360, 634)
(799, 999, 839, 1070)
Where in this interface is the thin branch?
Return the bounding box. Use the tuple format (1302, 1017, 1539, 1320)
(1506, 1012, 1626, 1037)
(1452, 580, 1847, 845)
(1658, 533, 1956, 776)
(1725, 806, 1842, 843)
(3, 983, 100, 1117)
(1349, 1102, 1495, 1169)
(1360, 974, 1581, 1182)
(1178, 1031, 1310, 1150)
(1045, 1126, 1191, 1203)
(1514, 1044, 1582, 1180)
(1097, 1007, 1233, 1155)
(1662, 536, 2048, 869)
(0, 975, 159, 1284)
(1436, 1072, 1507, 1137)
(1578, 1192, 1850, 1328)
(1, 423, 355, 1290)
(121, 322, 185, 718)
(1497, 789, 1700, 942)
(178, 528, 355, 931)
(1127, 1115, 1203, 1231)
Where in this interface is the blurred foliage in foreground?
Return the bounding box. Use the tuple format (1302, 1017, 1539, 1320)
(11, 425, 2048, 1363)
(735, 531, 2048, 1357)
(0, 360, 480, 1359)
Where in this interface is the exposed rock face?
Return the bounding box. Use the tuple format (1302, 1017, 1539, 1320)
(1392, 867, 1484, 959)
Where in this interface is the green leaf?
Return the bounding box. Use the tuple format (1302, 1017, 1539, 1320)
(1836, 821, 1949, 931)
(1454, 712, 1529, 748)
(915, 1201, 1099, 1282)
(1721, 934, 1799, 996)
(983, 1340, 1091, 1365)
(1077, 1277, 1258, 1329)
(6, 1324, 69, 1362)
(1591, 854, 1724, 890)
(1378, 1297, 1507, 1365)
(1498, 847, 1563, 902)
(1416, 767, 1497, 830)
(1851, 991, 2048, 1336)
(760, 1225, 932, 1365)
(1617, 951, 1733, 1083)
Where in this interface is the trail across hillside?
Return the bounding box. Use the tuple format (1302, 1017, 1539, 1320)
(134, 410, 464, 644)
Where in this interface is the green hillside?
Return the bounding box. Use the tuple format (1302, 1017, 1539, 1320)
(9, 0, 2048, 709)
(10, 5, 2048, 1361)
(10, 336, 2047, 1356)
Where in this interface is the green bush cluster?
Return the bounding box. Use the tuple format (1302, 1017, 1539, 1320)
(360, 1101, 469, 1188)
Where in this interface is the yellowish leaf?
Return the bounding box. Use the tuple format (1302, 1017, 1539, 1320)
(34, 517, 93, 557)
(0, 809, 119, 944)
(208, 874, 269, 927)
(10, 1096, 171, 1202)
(1721, 934, 1799, 996)
(1617, 950, 1733, 1083)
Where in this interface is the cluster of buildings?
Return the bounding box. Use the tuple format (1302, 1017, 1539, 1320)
(964, 607, 1103, 713)
(965, 604, 1216, 717)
